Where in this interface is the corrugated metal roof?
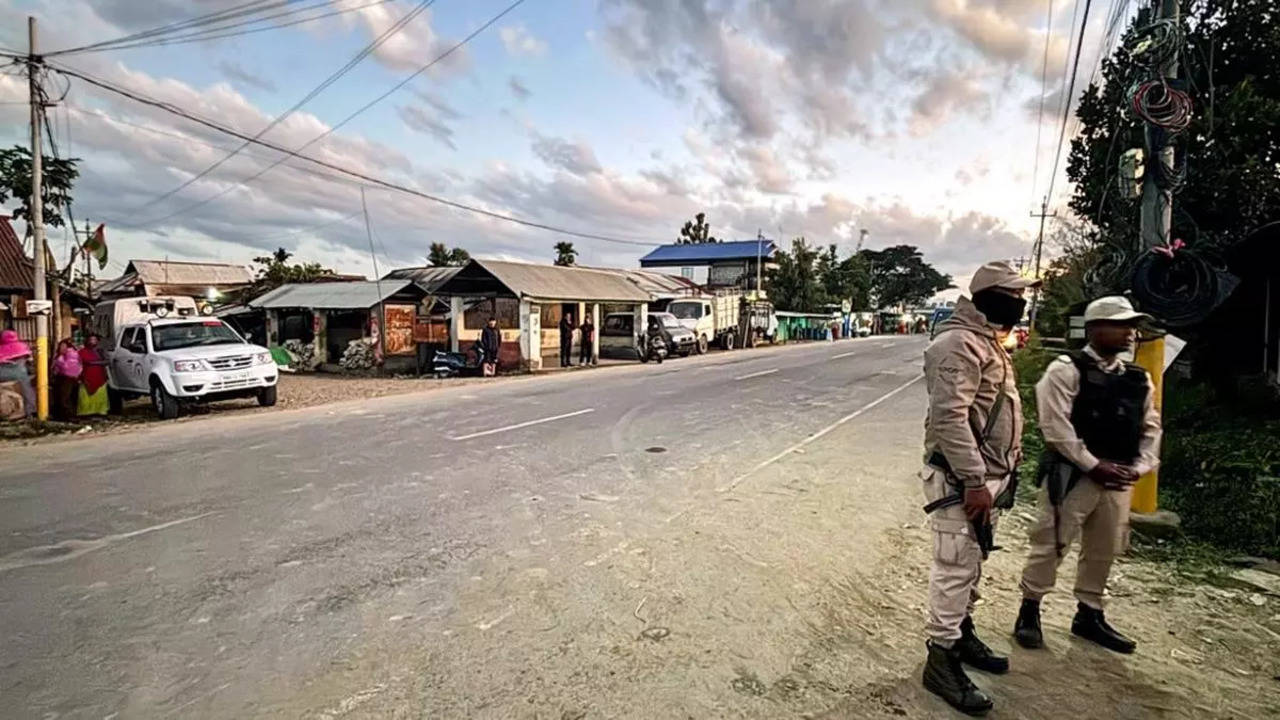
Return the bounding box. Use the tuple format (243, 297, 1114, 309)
(382, 265, 463, 293)
(639, 239, 777, 266)
(477, 259, 652, 302)
(0, 216, 33, 290)
(249, 280, 414, 309)
(128, 260, 254, 287)
(586, 267, 704, 299)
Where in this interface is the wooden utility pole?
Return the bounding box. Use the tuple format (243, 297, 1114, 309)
(1028, 197, 1056, 325)
(1132, 0, 1180, 515)
(28, 16, 49, 420)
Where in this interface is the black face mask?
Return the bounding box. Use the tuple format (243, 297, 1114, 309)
(972, 290, 1027, 328)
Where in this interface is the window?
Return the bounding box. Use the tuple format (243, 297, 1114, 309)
(681, 267, 694, 279)
(667, 302, 702, 320)
(152, 321, 243, 351)
(603, 315, 632, 335)
(119, 327, 139, 352)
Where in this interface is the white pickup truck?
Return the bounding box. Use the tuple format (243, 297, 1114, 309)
(106, 317, 278, 419)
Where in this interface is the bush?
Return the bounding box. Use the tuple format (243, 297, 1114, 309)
(1160, 378, 1280, 558)
(1012, 336, 1057, 499)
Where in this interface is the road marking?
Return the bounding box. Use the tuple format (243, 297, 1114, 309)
(831, 350, 857, 359)
(450, 408, 595, 441)
(718, 374, 924, 492)
(0, 512, 218, 574)
(735, 368, 778, 381)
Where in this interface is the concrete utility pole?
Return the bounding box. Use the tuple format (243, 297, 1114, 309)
(1028, 197, 1056, 325)
(1132, 0, 1180, 515)
(28, 16, 49, 421)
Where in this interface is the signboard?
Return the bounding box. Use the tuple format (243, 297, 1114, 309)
(841, 299, 852, 314)
(383, 304, 416, 356)
(413, 316, 448, 343)
(24, 299, 52, 316)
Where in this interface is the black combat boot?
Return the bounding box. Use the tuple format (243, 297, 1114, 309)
(1013, 598, 1044, 649)
(1071, 603, 1136, 654)
(956, 616, 1009, 674)
(923, 641, 994, 717)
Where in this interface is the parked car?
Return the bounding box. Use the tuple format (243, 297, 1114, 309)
(600, 312, 696, 360)
(106, 317, 278, 419)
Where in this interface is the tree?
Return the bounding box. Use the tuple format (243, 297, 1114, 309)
(816, 244, 872, 311)
(553, 241, 577, 266)
(766, 238, 826, 312)
(251, 247, 339, 295)
(428, 242, 471, 267)
(861, 245, 952, 309)
(0, 145, 80, 232)
(676, 212, 719, 244)
(1034, 222, 1101, 337)
(1066, 0, 1280, 294)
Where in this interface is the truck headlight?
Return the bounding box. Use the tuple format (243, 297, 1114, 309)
(254, 352, 273, 365)
(173, 360, 205, 372)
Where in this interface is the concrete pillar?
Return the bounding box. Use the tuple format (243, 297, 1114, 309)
(449, 295, 464, 352)
(520, 299, 542, 371)
(634, 302, 648, 357)
(591, 302, 600, 364)
(313, 311, 327, 367)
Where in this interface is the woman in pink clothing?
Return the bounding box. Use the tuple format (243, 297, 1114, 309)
(51, 338, 83, 421)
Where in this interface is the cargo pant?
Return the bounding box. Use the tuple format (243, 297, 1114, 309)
(921, 465, 1009, 647)
(1019, 479, 1132, 610)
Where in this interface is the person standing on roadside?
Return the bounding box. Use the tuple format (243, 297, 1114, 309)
(1014, 296, 1161, 655)
(479, 317, 502, 376)
(920, 260, 1039, 716)
(579, 313, 595, 366)
(559, 311, 576, 368)
(51, 339, 83, 421)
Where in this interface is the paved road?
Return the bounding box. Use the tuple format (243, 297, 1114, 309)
(0, 336, 928, 718)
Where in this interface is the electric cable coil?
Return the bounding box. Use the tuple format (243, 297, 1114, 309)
(1129, 245, 1235, 329)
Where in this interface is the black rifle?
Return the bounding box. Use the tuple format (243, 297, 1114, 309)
(922, 492, 997, 559)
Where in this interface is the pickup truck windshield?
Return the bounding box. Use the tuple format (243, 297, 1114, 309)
(152, 322, 243, 351)
(667, 303, 702, 320)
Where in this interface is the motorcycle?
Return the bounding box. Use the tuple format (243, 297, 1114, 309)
(432, 343, 488, 378)
(639, 332, 667, 364)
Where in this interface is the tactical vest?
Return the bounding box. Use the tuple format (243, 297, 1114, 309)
(1068, 352, 1149, 464)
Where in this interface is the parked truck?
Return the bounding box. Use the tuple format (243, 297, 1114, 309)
(666, 292, 744, 353)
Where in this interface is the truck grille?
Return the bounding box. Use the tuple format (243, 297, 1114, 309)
(207, 355, 253, 370)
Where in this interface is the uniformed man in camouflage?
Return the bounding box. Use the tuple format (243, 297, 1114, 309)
(1014, 296, 1161, 654)
(921, 260, 1039, 716)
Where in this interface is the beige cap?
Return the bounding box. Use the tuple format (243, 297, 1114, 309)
(1084, 295, 1153, 324)
(969, 260, 1042, 294)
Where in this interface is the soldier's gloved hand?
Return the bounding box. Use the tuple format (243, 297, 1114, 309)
(1089, 461, 1135, 490)
(963, 485, 992, 522)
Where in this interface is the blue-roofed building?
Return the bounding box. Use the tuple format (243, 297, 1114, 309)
(638, 239, 777, 290)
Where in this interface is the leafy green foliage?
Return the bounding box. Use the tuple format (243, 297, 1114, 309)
(817, 244, 872, 311)
(676, 212, 718, 244)
(861, 245, 953, 308)
(0, 145, 80, 230)
(767, 238, 826, 312)
(553, 241, 577, 266)
(251, 247, 339, 295)
(428, 242, 470, 267)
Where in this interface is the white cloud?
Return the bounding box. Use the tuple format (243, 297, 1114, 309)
(530, 134, 603, 176)
(499, 24, 548, 57)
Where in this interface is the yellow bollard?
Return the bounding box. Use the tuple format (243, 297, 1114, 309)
(34, 335, 49, 420)
(1130, 335, 1164, 513)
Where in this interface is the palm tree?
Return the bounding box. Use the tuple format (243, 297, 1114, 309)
(554, 241, 578, 266)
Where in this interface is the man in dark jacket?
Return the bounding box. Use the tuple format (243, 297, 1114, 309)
(579, 314, 595, 366)
(559, 312, 576, 367)
(479, 317, 502, 372)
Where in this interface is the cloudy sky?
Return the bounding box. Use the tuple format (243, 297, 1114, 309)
(0, 0, 1130, 287)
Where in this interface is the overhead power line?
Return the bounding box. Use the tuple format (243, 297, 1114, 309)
(47, 0, 286, 56)
(131, 0, 436, 212)
(49, 65, 660, 248)
(133, 0, 528, 228)
(1029, 0, 1056, 206)
(1043, 0, 1093, 210)
(61, 0, 397, 55)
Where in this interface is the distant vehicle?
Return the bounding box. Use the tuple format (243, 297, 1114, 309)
(642, 326, 668, 364)
(432, 343, 487, 378)
(928, 307, 955, 338)
(667, 291, 743, 353)
(600, 312, 695, 360)
(741, 299, 778, 347)
(105, 317, 278, 419)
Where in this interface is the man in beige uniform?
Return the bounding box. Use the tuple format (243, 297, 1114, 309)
(1014, 296, 1161, 654)
(921, 261, 1039, 716)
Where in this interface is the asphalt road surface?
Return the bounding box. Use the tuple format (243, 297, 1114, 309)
(3, 335, 1273, 719)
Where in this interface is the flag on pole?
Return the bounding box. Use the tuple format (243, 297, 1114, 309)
(83, 223, 107, 270)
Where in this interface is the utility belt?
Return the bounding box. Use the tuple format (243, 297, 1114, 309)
(922, 452, 1019, 560)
